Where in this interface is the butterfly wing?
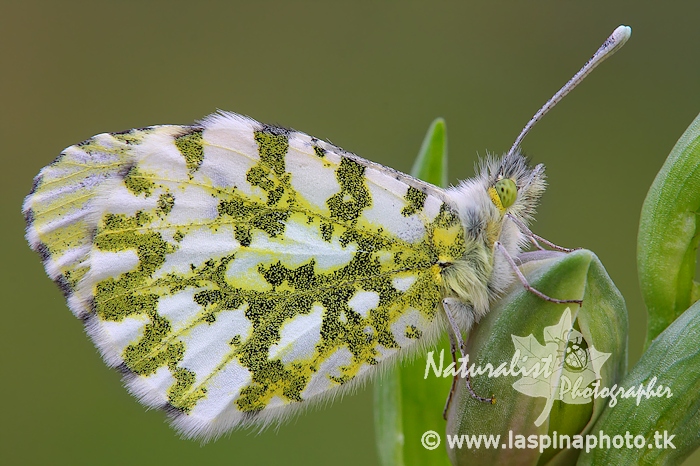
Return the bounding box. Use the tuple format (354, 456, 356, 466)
(23, 112, 466, 439)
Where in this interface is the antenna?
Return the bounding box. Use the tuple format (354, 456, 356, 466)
(507, 25, 631, 158)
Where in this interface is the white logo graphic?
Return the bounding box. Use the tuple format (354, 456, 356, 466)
(510, 308, 611, 426)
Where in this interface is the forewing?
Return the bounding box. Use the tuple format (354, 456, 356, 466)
(23, 111, 466, 439)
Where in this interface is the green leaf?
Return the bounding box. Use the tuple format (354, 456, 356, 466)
(446, 250, 628, 466)
(374, 118, 452, 466)
(578, 299, 700, 465)
(410, 118, 447, 188)
(638, 112, 700, 345)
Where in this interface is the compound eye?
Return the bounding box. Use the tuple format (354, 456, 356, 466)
(494, 178, 517, 208)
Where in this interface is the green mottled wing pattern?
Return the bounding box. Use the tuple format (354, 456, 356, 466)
(23, 112, 466, 439)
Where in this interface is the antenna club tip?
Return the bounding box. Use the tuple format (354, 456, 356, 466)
(613, 25, 632, 42)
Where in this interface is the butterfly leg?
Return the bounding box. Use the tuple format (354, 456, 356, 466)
(506, 213, 579, 253)
(495, 241, 583, 305)
(442, 327, 460, 419)
(441, 298, 494, 420)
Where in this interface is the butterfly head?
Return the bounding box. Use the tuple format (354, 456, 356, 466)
(482, 150, 546, 223)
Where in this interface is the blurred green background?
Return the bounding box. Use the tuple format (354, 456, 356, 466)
(2, 2, 699, 465)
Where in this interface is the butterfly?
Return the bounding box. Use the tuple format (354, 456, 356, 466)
(22, 26, 630, 440)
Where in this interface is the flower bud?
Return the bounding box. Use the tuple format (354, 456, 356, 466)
(446, 249, 627, 465)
